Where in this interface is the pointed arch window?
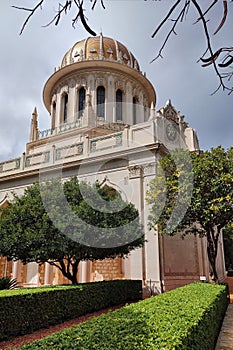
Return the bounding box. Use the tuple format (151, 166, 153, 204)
(97, 86, 105, 119)
(133, 97, 138, 125)
(144, 105, 148, 122)
(52, 101, 56, 129)
(116, 89, 123, 122)
(63, 93, 68, 123)
(78, 87, 86, 117)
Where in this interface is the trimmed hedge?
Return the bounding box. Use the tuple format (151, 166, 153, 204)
(15, 282, 228, 350)
(0, 279, 142, 341)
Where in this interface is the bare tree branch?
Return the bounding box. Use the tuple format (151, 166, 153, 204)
(13, 0, 232, 94)
(91, 0, 105, 10)
(213, 0, 227, 35)
(12, 0, 105, 36)
(218, 56, 233, 68)
(150, 1, 190, 63)
(12, 0, 44, 35)
(151, 0, 182, 38)
(192, 0, 232, 94)
(43, 1, 72, 28)
(151, 0, 232, 94)
(194, 0, 217, 24)
(78, 0, 97, 36)
(200, 48, 222, 66)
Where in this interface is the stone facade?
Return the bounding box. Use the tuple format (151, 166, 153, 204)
(0, 35, 226, 291)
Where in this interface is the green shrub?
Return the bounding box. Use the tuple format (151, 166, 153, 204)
(15, 282, 228, 350)
(0, 279, 141, 341)
(0, 276, 18, 290)
(227, 269, 233, 276)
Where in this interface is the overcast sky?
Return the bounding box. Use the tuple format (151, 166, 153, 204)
(0, 1, 232, 161)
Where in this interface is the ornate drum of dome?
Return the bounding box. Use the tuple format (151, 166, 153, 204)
(43, 34, 156, 127)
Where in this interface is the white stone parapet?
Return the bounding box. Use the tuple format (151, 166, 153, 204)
(38, 119, 125, 140)
(0, 113, 199, 178)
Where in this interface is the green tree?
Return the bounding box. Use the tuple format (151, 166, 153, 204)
(0, 177, 143, 284)
(146, 146, 233, 282)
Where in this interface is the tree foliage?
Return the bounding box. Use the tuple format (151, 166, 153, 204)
(146, 146, 233, 282)
(13, 0, 233, 94)
(0, 177, 143, 284)
(223, 223, 233, 271)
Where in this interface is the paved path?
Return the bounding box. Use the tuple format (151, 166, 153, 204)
(215, 304, 233, 349)
(215, 277, 233, 350)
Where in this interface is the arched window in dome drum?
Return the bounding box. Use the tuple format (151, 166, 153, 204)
(116, 89, 123, 122)
(52, 101, 56, 129)
(133, 97, 138, 125)
(78, 87, 86, 117)
(97, 86, 105, 119)
(144, 105, 148, 122)
(63, 93, 68, 123)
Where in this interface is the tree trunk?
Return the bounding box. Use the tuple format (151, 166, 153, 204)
(49, 258, 80, 284)
(206, 227, 219, 283)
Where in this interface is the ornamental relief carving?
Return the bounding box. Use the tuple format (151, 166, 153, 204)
(143, 163, 156, 176)
(55, 143, 83, 161)
(138, 93, 143, 104)
(132, 87, 138, 97)
(69, 79, 76, 88)
(132, 86, 143, 99)
(164, 105, 179, 123)
(52, 94, 57, 103)
(95, 77, 106, 87)
(143, 97, 148, 106)
(60, 85, 69, 95)
(126, 83, 132, 94)
(128, 163, 157, 178)
(115, 80, 126, 92)
(128, 165, 143, 179)
(76, 78, 87, 88)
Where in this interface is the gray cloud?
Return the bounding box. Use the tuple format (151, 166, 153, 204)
(0, 1, 232, 162)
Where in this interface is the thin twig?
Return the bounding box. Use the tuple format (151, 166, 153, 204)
(192, 0, 231, 93)
(78, 0, 97, 35)
(72, 0, 81, 27)
(13, 0, 102, 36)
(213, 0, 227, 35)
(91, 0, 105, 10)
(151, 1, 190, 63)
(151, 0, 182, 38)
(43, 2, 72, 28)
(219, 56, 233, 68)
(12, 0, 44, 35)
(194, 0, 217, 24)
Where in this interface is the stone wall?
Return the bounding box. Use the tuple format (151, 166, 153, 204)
(92, 257, 124, 281)
(161, 234, 208, 291)
(0, 257, 12, 279)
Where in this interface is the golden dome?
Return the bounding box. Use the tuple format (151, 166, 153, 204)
(61, 34, 140, 71)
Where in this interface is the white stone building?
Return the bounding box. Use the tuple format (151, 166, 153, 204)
(0, 35, 225, 291)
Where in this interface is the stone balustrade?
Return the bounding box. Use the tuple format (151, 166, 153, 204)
(38, 119, 126, 140)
